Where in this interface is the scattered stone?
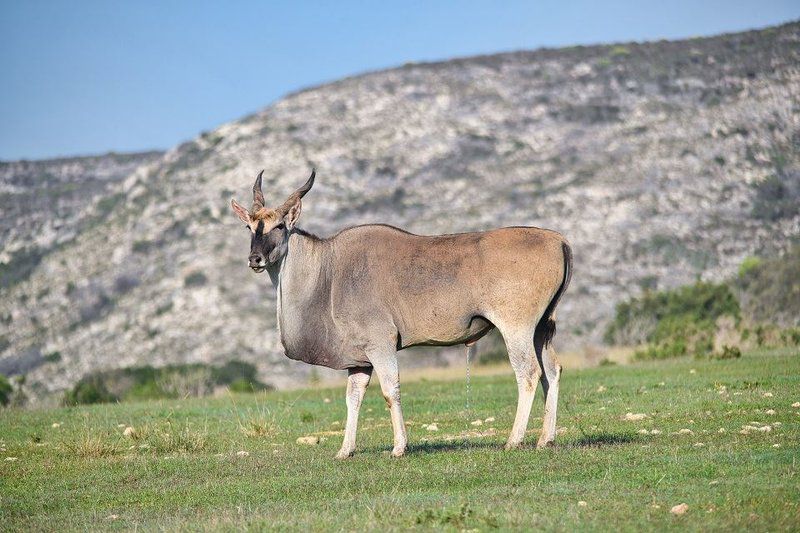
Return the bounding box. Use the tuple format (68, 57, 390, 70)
(5, 457, 18, 462)
(123, 426, 136, 438)
(323, 398, 331, 404)
(596, 385, 606, 393)
(765, 409, 776, 415)
(792, 402, 800, 408)
(718, 428, 726, 433)
(484, 417, 495, 423)
(709, 480, 719, 485)
(689, 369, 697, 375)
(578, 501, 588, 507)
(236, 450, 250, 457)
(763, 392, 773, 398)
(670, 503, 689, 516)
(773, 443, 781, 448)
(638, 429, 649, 435)
(651, 429, 662, 435)
(296, 436, 320, 445)
(426, 423, 439, 431)
(470, 420, 483, 426)
(741, 424, 772, 433)
(693, 442, 705, 447)
(107, 514, 119, 520)
(51, 422, 60, 428)
(623, 412, 648, 421)
(678, 428, 693, 435)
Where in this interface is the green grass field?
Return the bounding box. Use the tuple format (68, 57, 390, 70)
(1, 348, 798, 531)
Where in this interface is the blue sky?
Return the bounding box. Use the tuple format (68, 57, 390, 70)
(1, 1, 798, 160)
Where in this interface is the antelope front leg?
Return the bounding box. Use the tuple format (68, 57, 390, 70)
(336, 367, 372, 459)
(371, 356, 407, 457)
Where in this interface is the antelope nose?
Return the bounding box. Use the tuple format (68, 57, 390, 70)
(249, 254, 265, 267)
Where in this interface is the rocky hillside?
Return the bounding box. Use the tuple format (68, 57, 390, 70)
(0, 152, 163, 287)
(1, 22, 798, 402)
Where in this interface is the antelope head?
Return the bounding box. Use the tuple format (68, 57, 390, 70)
(230, 169, 315, 272)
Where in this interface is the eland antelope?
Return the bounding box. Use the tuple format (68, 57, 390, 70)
(231, 169, 572, 458)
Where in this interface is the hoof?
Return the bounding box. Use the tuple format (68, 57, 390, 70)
(390, 447, 406, 458)
(335, 450, 354, 460)
(504, 441, 522, 451)
(536, 439, 555, 449)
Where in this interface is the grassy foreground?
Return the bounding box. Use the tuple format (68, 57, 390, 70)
(1, 349, 798, 531)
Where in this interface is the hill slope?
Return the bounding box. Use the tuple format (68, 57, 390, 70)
(1, 23, 799, 400)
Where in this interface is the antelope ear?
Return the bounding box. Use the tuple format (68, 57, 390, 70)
(230, 199, 251, 225)
(284, 199, 302, 229)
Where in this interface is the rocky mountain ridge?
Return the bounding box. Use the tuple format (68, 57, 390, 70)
(1, 22, 798, 402)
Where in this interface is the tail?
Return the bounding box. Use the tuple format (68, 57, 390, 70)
(534, 241, 573, 348)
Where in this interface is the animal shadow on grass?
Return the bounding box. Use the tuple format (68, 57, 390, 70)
(409, 439, 500, 455)
(570, 432, 638, 448)
(359, 439, 500, 456)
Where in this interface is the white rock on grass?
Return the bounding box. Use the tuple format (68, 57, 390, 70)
(623, 412, 648, 421)
(670, 503, 689, 515)
(296, 436, 320, 445)
(123, 426, 136, 438)
(236, 450, 250, 457)
(426, 423, 439, 431)
(471, 420, 483, 426)
(792, 402, 800, 408)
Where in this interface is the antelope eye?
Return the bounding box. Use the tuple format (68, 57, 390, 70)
(275, 222, 285, 230)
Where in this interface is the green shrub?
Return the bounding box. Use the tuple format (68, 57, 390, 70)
(184, 272, 208, 287)
(43, 351, 61, 363)
(608, 282, 740, 360)
(714, 345, 742, 360)
(607, 282, 739, 342)
(0, 374, 12, 406)
(751, 173, 800, 222)
(738, 256, 762, 278)
(63, 360, 270, 405)
(63, 376, 118, 406)
(736, 246, 800, 328)
(0, 248, 45, 289)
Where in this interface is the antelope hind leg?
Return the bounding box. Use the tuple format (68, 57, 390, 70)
(503, 330, 541, 450)
(536, 341, 561, 448)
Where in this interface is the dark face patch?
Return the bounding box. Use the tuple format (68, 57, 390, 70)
(249, 220, 288, 271)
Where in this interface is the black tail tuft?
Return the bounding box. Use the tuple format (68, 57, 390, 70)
(534, 241, 572, 348)
(536, 318, 558, 349)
